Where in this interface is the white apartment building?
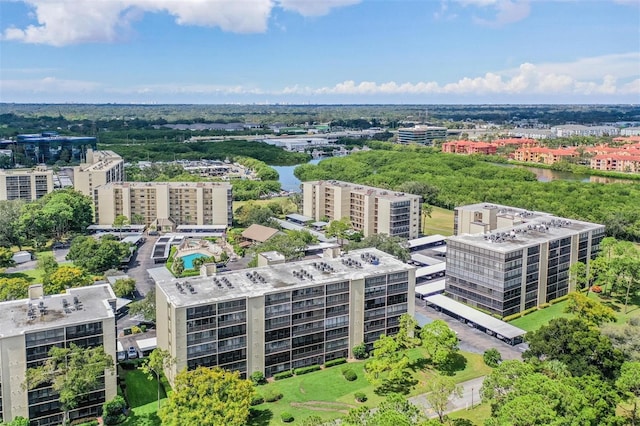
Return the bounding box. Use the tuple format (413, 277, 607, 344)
(0, 167, 54, 201)
(302, 180, 421, 239)
(94, 181, 232, 230)
(0, 284, 117, 425)
(72, 150, 124, 197)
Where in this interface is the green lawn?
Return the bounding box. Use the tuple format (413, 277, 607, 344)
(248, 349, 492, 425)
(509, 300, 572, 332)
(123, 369, 166, 408)
(423, 206, 454, 236)
(509, 292, 640, 333)
(121, 400, 164, 426)
(448, 402, 492, 424)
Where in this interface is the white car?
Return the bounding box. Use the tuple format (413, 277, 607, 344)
(127, 346, 138, 359)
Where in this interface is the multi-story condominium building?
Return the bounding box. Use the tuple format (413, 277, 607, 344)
(151, 248, 415, 383)
(397, 126, 447, 145)
(441, 141, 497, 155)
(0, 284, 117, 425)
(302, 180, 421, 239)
(94, 181, 233, 230)
(0, 166, 54, 201)
(511, 147, 578, 164)
(72, 150, 124, 197)
(447, 203, 605, 317)
(590, 154, 640, 173)
(551, 125, 619, 138)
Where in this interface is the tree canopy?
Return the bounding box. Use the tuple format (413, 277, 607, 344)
(66, 236, 131, 274)
(158, 367, 255, 426)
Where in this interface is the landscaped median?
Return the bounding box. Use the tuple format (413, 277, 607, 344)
(246, 349, 491, 425)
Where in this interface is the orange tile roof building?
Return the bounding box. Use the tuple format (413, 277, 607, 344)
(492, 138, 538, 148)
(441, 140, 497, 155)
(591, 154, 640, 172)
(512, 147, 579, 164)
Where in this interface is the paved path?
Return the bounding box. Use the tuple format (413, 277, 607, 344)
(409, 376, 486, 419)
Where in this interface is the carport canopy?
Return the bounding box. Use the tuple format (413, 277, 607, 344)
(424, 294, 526, 340)
(136, 337, 157, 353)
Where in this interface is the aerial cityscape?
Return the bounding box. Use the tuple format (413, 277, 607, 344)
(0, 1, 639, 426)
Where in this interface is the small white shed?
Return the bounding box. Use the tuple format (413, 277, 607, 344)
(12, 251, 32, 264)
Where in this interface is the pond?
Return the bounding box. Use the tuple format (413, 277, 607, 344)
(270, 158, 323, 192)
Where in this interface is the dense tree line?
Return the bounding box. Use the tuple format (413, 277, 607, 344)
(295, 147, 640, 241)
(102, 139, 309, 165)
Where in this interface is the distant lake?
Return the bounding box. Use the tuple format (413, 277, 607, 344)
(495, 163, 636, 184)
(270, 158, 323, 192)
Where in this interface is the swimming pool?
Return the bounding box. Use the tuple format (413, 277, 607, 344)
(179, 253, 209, 269)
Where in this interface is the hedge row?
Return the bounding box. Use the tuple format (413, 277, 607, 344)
(273, 370, 294, 380)
(294, 365, 321, 375)
(324, 358, 347, 368)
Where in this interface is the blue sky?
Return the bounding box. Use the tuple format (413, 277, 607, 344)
(1, 0, 639, 104)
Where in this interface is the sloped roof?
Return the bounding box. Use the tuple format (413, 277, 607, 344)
(241, 224, 279, 243)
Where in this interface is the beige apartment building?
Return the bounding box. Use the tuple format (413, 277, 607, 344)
(72, 149, 124, 197)
(302, 180, 421, 239)
(94, 181, 232, 230)
(150, 248, 415, 383)
(0, 284, 117, 425)
(0, 167, 54, 201)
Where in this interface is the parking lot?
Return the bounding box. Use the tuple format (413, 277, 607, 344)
(415, 300, 526, 360)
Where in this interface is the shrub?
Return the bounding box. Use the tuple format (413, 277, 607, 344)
(591, 285, 603, 293)
(140, 324, 147, 332)
(294, 365, 321, 375)
(250, 371, 266, 385)
(538, 303, 551, 309)
(264, 389, 283, 403)
(354, 392, 367, 402)
(342, 368, 357, 381)
(274, 370, 294, 380)
(550, 295, 569, 305)
(250, 394, 265, 406)
(353, 342, 368, 360)
(324, 357, 347, 368)
(503, 312, 522, 322)
(281, 412, 294, 423)
(102, 395, 127, 425)
(483, 348, 502, 368)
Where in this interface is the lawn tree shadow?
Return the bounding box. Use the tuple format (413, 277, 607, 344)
(123, 410, 161, 426)
(438, 353, 467, 376)
(246, 407, 273, 426)
(0, 272, 35, 282)
(408, 357, 430, 372)
(373, 371, 418, 396)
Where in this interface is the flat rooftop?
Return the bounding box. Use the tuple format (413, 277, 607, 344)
(151, 248, 415, 307)
(425, 294, 525, 339)
(0, 285, 116, 338)
(98, 181, 232, 190)
(307, 180, 421, 201)
(451, 203, 604, 252)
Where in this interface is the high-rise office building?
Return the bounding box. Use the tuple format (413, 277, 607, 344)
(302, 180, 421, 239)
(446, 203, 605, 317)
(151, 248, 415, 383)
(397, 126, 447, 145)
(0, 284, 117, 425)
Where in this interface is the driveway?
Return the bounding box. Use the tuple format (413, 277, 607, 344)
(5, 248, 70, 273)
(410, 376, 486, 418)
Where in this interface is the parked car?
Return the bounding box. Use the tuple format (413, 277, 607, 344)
(127, 346, 138, 359)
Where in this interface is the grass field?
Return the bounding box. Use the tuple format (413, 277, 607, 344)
(248, 349, 492, 425)
(448, 402, 492, 424)
(123, 369, 166, 408)
(509, 292, 640, 333)
(423, 206, 455, 236)
(233, 197, 294, 211)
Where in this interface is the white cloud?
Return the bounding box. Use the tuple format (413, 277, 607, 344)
(473, 0, 531, 26)
(2, 0, 360, 46)
(277, 0, 360, 16)
(2, 53, 638, 102)
(282, 53, 640, 97)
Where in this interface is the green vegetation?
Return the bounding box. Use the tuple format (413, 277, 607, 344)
(66, 235, 131, 274)
(423, 206, 455, 236)
(123, 368, 167, 408)
(509, 299, 572, 331)
(295, 148, 640, 241)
